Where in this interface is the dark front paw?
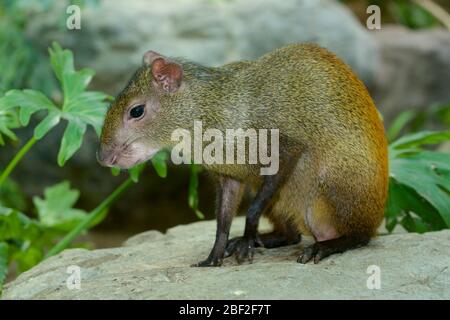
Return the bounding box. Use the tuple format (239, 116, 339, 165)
(225, 236, 263, 264)
(191, 256, 223, 267)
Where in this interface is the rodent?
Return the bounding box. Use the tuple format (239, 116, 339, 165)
(98, 43, 388, 266)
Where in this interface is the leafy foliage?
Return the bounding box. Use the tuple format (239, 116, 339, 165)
(0, 42, 111, 166)
(0, 0, 101, 96)
(188, 164, 205, 219)
(33, 181, 103, 232)
(0, 206, 44, 278)
(0, 108, 20, 145)
(0, 180, 106, 284)
(0, 242, 8, 291)
(391, 0, 440, 29)
(0, 42, 176, 291)
(387, 130, 450, 232)
(151, 150, 169, 178)
(0, 178, 28, 212)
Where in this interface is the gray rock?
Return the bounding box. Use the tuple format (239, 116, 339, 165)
(3, 217, 449, 299)
(371, 26, 450, 122)
(28, 0, 378, 94)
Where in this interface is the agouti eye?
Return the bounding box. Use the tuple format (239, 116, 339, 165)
(129, 105, 145, 119)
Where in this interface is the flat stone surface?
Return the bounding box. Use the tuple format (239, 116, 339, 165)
(3, 218, 449, 299)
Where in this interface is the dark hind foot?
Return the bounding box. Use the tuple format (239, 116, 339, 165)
(297, 235, 370, 264)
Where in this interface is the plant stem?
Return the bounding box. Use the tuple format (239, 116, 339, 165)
(45, 177, 133, 259)
(0, 136, 37, 188)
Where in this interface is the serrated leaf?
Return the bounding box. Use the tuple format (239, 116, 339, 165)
(57, 120, 87, 166)
(0, 89, 57, 126)
(49, 42, 74, 82)
(0, 42, 110, 165)
(34, 111, 61, 139)
(0, 108, 19, 145)
(33, 181, 88, 232)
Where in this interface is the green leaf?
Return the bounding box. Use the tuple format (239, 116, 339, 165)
(387, 110, 416, 142)
(0, 205, 40, 241)
(50, 42, 110, 164)
(385, 179, 445, 233)
(0, 178, 28, 211)
(401, 213, 429, 233)
(0, 89, 57, 126)
(385, 179, 403, 232)
(0, 242, 8, 290)
(12, 245, 43, 274)
(392, 0, 438, 29)
(434, 103, 450, 126)
(390, 131, 450, 156)
(0, 42, 111, 165)
(129, 163, 146, 183)
(389, 129, 450, 229)
(33, 181, 88, 232)
(34, 111, 61, 139)
(188, 164, 204, 219)
(111, 167, 121, 176)
(151, 150, 168, 178)
(389, 151, 450, 226)
(49, 42, 75, 82)
(0, 108, 20, 145)
(57, 120, 87, 166)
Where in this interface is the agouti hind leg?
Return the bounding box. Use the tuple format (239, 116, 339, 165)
(297, 235, 370, 264)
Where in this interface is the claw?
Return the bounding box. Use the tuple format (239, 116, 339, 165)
(225, 236, 259, 264)
(192, 257, 223, 267)
(297, 245, 317, 264)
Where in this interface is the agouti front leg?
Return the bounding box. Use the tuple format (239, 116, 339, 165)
(227, 154, 300, 264)
(193, 176, 243, 267)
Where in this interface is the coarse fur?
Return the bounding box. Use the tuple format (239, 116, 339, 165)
(99, 43, 388, 263)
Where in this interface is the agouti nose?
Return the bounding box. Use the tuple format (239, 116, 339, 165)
(97, 147, 118, 167)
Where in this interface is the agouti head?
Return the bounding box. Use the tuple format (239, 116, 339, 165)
(97, 51, 185, 169)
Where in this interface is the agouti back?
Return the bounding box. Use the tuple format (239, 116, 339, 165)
(98, 43, 388, 265)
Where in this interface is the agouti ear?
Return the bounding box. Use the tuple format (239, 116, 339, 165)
(143, 51, 183, 93)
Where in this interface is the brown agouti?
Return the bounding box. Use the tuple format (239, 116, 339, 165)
(98, 43, 388, 266)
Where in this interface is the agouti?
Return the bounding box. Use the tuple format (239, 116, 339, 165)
(98, 43, 388, 266)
